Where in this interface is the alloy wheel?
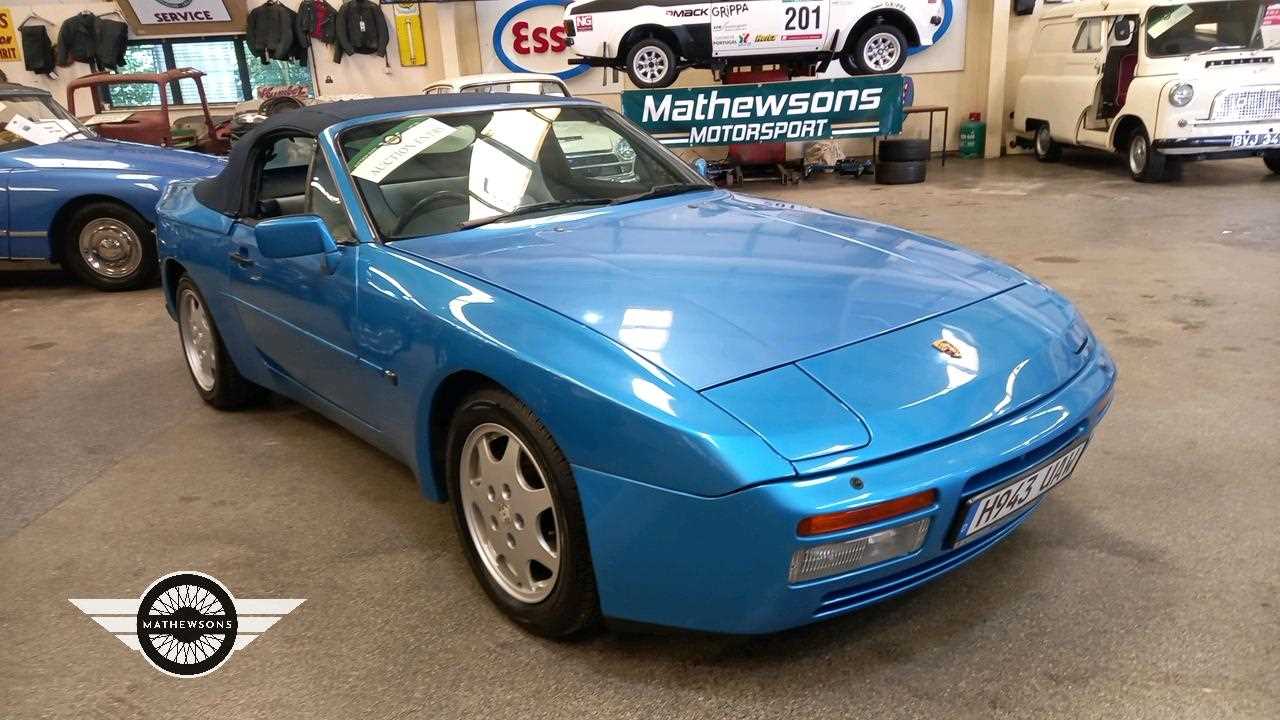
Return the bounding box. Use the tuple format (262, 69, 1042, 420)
(633, 47, 669, 85)
(459, 423, 561, 603)
(179, 289, 217, 392)
(862, 32, 902, 72)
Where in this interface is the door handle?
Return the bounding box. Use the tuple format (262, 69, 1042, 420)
(228, 250, 254, 267)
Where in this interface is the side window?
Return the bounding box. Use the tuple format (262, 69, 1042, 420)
(1073, 18, 1105, 53)
(306, 151, 354, 244)
(251, 135, 318, 218)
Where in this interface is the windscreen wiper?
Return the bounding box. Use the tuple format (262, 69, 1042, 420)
(610, 182, 713, 205)
(457, 198, 612, 230)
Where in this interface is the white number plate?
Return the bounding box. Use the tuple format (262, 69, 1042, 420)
(1231, 132, 1280, 149)
(954, 440, 1089, 544)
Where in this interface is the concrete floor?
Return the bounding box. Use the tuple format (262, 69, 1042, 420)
(2, 153, 1277, 719)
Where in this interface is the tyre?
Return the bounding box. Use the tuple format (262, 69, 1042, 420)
(1127, 127, 1169, 182)
(875, 160, 927, 185)
(625, 37, 678, 89)
(1265, 151, 1280, 175)
(175, 276, 268, 409)
(1033, 124, 1062, 162)
(446, 388, 600, 638)
(60, 202, 156, 291)
(837, 53, 861, 76)
(878, 138, 930, 162)
(852, 25, 908, 75)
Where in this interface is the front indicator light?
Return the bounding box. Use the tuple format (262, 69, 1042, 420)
(797, 489, 937, 536)
(788, 517, 932, 583)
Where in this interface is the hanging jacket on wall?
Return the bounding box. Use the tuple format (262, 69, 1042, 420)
(55, 12, 97, 67)
(94, 18, 129, 71)
(296, 0, 337, 45)
(333, 0, 388, 64)
(21, 25, 56, 75)
(247, 2, 308, 65)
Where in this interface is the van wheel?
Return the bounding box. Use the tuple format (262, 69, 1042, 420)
(1127, 127, 1169, 182)
(61, 202, 156, 291)
(625, 38, 678, 88)
(1264, 151, 1280, 175)
(852, 25, 908, 75)
(1034, 125, 1061, 162)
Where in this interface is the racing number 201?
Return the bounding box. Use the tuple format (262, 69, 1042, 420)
(785, 5, 820, 30)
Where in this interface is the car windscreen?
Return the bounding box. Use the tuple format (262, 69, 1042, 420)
(461, 81, 569, 96)
(1145, 1, 1272, 56)
(0, 95, 93, 151)
(338, 106, 709, 240)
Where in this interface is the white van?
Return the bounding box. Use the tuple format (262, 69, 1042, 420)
(562, 0, 943, 88)
(1014, 0, 1280, 181)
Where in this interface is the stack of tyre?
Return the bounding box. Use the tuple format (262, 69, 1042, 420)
(875, 138, 930, 184)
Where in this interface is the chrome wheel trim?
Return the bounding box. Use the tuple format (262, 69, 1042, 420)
(1129, 135, 1148, 175)
(178, 288, 217, 392)
(1036, 126, 1052, 156)
(459, 423, 561, 604)
(633, 46, 668, 84)
(862, 32, 902, 72)
(78, 218, 142, 280)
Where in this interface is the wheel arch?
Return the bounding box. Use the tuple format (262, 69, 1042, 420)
(161, 258, 188, 319)
(47, 194, 151, 264)
(421, 369, 510, 502)
(1025, 117, 1049, 134)
(847, 11, 923, 50)
(618, 24, 680, 61)
(1111, 115, 1146, 153)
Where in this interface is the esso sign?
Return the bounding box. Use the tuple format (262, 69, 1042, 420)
(493, 0, 588, 79)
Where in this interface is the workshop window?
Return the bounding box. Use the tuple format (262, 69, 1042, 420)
(106, 36, 313, 108)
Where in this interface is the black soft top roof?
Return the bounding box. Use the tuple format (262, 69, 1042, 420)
(196, 92, 589, 216)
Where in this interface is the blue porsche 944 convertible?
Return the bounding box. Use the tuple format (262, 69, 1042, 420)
(157, 94, 1116, 636)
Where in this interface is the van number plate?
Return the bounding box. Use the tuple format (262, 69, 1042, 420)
(1231, 132, 1280, 148)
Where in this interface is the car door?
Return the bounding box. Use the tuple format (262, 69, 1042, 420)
(711, 0, 830, 57)
(1057, 16, 1107, 144)
(225, 134, 376, 426)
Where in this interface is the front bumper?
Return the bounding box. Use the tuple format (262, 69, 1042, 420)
(1154, 135, 1280, 158)
(574, 344, 1117, 634)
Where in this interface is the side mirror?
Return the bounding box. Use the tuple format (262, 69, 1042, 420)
(254, 215, 339, 259)
(692, 158, 709, 178)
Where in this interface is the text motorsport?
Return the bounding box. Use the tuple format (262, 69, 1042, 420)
(622, 75, 905, 148)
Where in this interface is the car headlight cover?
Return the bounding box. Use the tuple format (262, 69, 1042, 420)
(788, 517, 931, 583)
(614, 139, 636, 161)
(1168, 83, 1194, 107)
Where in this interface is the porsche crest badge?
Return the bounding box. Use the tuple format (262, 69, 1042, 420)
(932, 339, 962, 359)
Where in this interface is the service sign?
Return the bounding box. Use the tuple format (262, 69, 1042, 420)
(0, 7, 21, 62)
(129, 0, 231, 26)
(622, 75, 904, 148)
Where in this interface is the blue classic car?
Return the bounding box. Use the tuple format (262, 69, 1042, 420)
(157, 94, 1116, 636)
(0, 83, 224, 290)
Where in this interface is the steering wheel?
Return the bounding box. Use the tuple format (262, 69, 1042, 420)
(392, 191, 470, 236)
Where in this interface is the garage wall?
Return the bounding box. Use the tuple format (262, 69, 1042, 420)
(3, 0, 467, 115)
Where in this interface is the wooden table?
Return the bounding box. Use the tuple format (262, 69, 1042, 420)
(873, 104, 950, 166)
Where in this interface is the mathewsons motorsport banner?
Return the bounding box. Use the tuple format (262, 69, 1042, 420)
(622, 75, 905, 148)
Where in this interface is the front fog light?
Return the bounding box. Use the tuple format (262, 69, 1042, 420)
(1169, 83, 1194, 107)
(788, 517, 931, 583)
